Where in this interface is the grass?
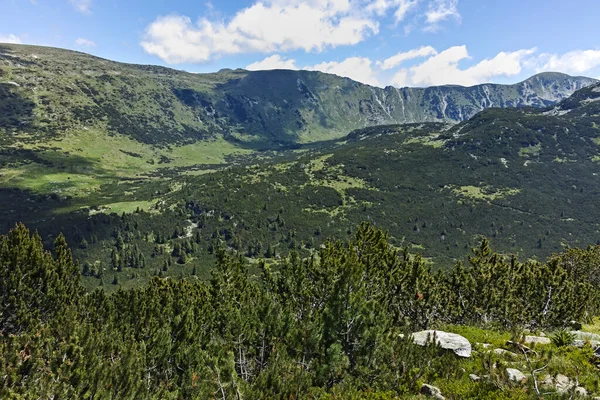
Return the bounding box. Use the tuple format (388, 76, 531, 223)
(1, 129, 254, 197)
(582, 316, 600, 334)
(0, 165, 104, 195)
(447, 185, 521, 202)
(518, 143, 542, 157)
(439, 324, 512, 347)
(303, 153, 373, 200)
(89, 200, 159, 215)
(404, 133, 447, 148)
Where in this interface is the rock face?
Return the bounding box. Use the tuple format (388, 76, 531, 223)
(411, 330, 472, 357)
(506, 368, 527, 382)
(421, 384, 445, 400)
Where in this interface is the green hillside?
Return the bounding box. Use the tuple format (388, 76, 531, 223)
(2, 82, 600, 291)
(2, 43, 600, 289)
(1, 43, 595, 150)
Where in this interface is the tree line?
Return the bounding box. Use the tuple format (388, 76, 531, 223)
(0, 222, 598, 398)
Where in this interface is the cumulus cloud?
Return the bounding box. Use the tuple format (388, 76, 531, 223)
(247, 54, 298, 70)
(535, 50, 600, 75)
(380, 45, 437, 70)
(245, 45, 600, 88)
(305, 57, 380, 86)
(69, 0, 92, 14)
(75, 37, 96, 47)
(390, 45, 536, 87)
(141, 1, 379, 64)
(0, 34, 22, 44)
(141, 0, 466, 64)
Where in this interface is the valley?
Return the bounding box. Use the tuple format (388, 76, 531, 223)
(2, 44, 600, 291)
(2, 41, 600, 399)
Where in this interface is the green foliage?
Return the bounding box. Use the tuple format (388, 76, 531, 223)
(0, 223, 598, 399)
(550, 329, 577, 347)
(0, 223, 82, 334)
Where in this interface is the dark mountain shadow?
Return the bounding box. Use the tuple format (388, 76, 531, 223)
(0, 83, 35, 130)
(0, 148, 137, 247)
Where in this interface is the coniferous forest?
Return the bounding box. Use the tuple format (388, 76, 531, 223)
(1, 223, 599, 399)
(1, 44, 600, 398)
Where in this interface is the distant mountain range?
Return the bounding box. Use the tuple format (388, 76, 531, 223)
(1, 43, 596, 148)
(2, 42, 600, 280)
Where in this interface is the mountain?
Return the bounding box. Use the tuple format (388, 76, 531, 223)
(2, 43, 600, 288)
(0, 82, 596, 290)
(1, 43, 596, 148)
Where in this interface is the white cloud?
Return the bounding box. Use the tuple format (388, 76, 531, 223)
(247, 54, 298, 70)
(390, 45, 536, 87)
(536, 50, 600, 75)
(248, 46, 600, 89)
(305, 57, 380, 86)
(424, 0, 460, 31)
(380, 45, 437, 70)
(390, 68, 410, 87)
(70, 0, 92, 14)
(366, 0, 420, 22)
(75, 37, 96, 47)
(0, 34, 22, 44)
(141, 1, 379, 64)
(394, 0, 421, 22)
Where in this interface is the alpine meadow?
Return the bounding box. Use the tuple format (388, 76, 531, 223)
(2, 0, 600, 398)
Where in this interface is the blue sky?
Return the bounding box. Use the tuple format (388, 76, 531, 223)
(1, 0, 599, 87)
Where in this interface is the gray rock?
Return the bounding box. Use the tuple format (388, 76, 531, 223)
(575, 386, 588, 396)
(411, 330, 472, 357)
(524, 335, 551, 345)
(573, 339, 600, 348)
(493, 348, 519, 358)
(555, 374, 573, 393)
(570, 330, 600, 342)
(539, 375, 554, 388)
(469, 374, 480, 382)
(506, 368, 526, 382)
(421, 383, 445, 400)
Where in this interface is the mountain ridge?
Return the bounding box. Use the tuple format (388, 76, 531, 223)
(1, 43, 596, 147)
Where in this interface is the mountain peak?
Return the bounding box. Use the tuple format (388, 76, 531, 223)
(523, 71, 598, 84)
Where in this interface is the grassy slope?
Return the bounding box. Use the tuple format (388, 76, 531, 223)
(3, 82, 600, 290)
(1, 43, 600, 290)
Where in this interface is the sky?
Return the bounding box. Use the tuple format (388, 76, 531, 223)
(1, 0, 600, 88)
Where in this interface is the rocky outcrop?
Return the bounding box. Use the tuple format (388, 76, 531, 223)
(410, 330, 472, 357)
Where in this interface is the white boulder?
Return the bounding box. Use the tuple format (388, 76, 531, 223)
(411, 330, 472, 357)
